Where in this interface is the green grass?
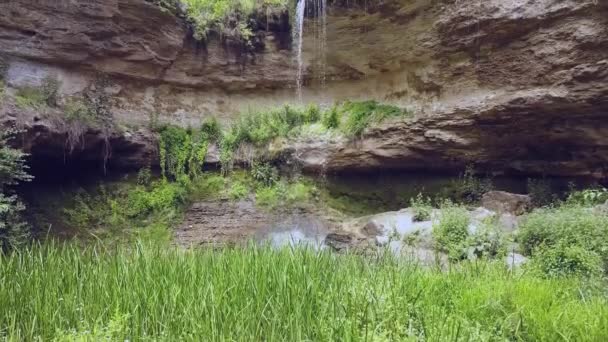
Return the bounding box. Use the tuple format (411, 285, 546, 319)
(151, 0, 288, 43)
(340, 100, 411, 137)
(0, 243, 607, 341)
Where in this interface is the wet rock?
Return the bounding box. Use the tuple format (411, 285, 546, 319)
(481, 191, 532, 216)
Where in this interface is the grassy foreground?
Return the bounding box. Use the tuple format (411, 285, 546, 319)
(1, 244, 607, 341)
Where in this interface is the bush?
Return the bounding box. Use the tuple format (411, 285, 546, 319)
(518, 204, 608, 273)
(466, 217, 506, 259)
(321, 105, 340, 129)
(0, 130, 32, 249)
(159, 125, 208, 179)
(530, 243, 603, 278)
(341, 100, 409, 137)
(228, 181, 249, 200)
(410, 193, 432, 222)
(567, 187, 608, 206)
(433, 202, 470, 260)
(250, 161, 278, 186)
(441, 166, 493, 204)
(200, 117, 222, 143)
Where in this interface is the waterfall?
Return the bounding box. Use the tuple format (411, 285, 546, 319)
(293, 0, 306, 102)
(293, 0, 327, 102)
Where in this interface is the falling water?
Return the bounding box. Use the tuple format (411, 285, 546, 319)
(293, 0, 328, 102)
(293, 0, 306, 102)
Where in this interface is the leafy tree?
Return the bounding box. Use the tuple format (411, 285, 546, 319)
(0, 129, 32, 249)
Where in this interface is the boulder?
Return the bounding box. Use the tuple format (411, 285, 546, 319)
(482, 191, 532, 216)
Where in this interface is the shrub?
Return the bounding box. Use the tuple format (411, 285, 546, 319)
(341, 100, 409, 137)
(567, 187, 608, 206)
(125, 181, 187, 218)
(200, 117, 222, 143)
(530, 243, 603, 278)
(255, 184, 283, 208)
(321, 105, 340, 129)
(303, 104, 321, 123)
(518, 204, 608, 272)
(433, 202, 470, 260)
(441, 166, 493, 204)
(466, 217, 506, 259)
(410, 193, 432, 222)
(250, 161, 278, 186)
(159, 125, 208, 179)
(228, 181, 249, 200)
(0, 130, 32, 249)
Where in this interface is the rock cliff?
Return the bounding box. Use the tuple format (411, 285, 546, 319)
(0, 0, 606, 178)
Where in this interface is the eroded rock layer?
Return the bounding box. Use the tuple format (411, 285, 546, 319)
(0, 0, 606, 177)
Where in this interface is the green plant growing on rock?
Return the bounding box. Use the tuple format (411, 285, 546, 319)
(410, 193, 432, 222)
(341, 100, 409, 137)
(250, 161, 278, 186)
(159, 125, 208, 180)
(14, 76, 60, 109)
(466, 216, 506, 260)
(433, 202, 470, 261)
(567, 187, 608, 206)
(0, 130, 33, 250)
(321, 105, 339, 129)
(228, 180, 249, 200)
(518, 203, 608, 274)
(200, 117, 222, 142)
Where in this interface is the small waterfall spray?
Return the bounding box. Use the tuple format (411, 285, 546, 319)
(293, 0, 306, 102)
(293, 0, 327, 102)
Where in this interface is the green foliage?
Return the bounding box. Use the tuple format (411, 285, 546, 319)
(189, 173, 227, 200)
(158, 0, 288, 45)
(0, 130, 32, 250)
(59, 180, 187, 243)
(567, 187, 608, 206)
(410, 193, 432, 222)
(341, 100, 410, 137)
(1, 244, 608, 341)
(63, 97, 96, 124)
(255, 180, 314, 208)
(14, 76, 60, 109)
(303, 104, 321, 123)
(200, 117, 222, 142)
(530, 243, 603, 278)
(136, 167, 152, 186)
(15, 87, 48, 109)
(467, 216, 506, 259)
(228, 181, 249, 200)
(433, 202, 470, 260)
(441, 166, 493, 204)
(250, 161, 277, 186)
(159, 125, 208, 179)
(518, 204, 608, 274)
(321, 105, 339, 129)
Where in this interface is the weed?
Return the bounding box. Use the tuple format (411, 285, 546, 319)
(228, 180, 249, 200)
(321, 104, 340, 129)
(433, 201, 470, 260)
(250, 161, 278, 186)
(410, 193, 432, 222)
(567, 187, 608, 206)
(530, 242, 603, 278)
(341, 100, 410, 137)
(518, 203, 608, 273)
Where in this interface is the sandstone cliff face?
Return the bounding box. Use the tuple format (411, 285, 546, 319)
(0, 0, 607, 178)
